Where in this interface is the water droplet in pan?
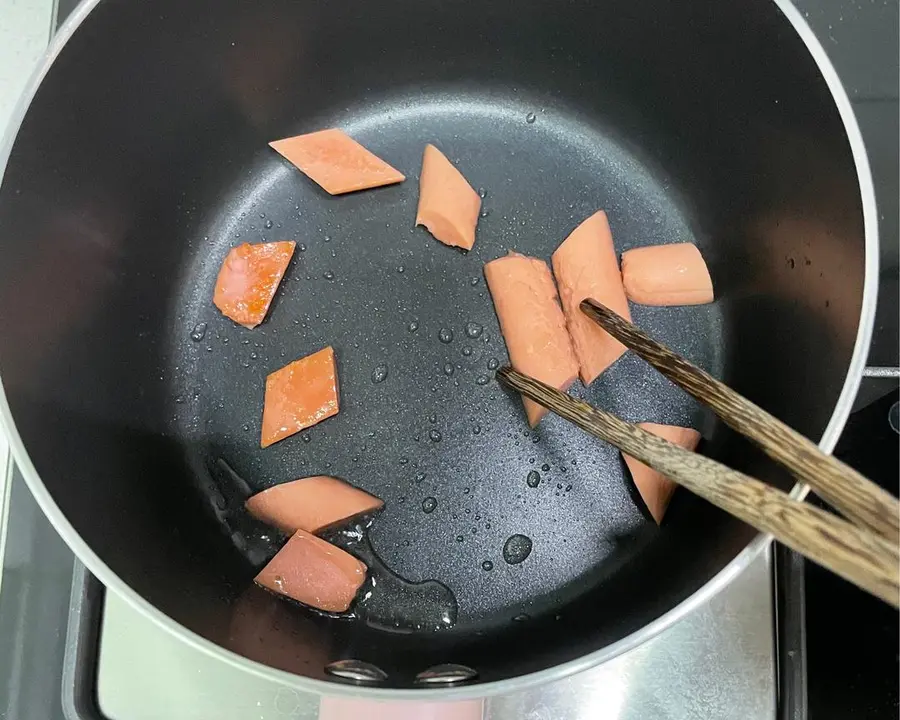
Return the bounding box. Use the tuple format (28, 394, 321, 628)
(428, 429, 443, 443)
(503, 534, 533, 564)
(475, 375, 490, 386)
(323, 270, 335, 281)
(478, 187, 487, 198)
(482, 560, 493, 571)
(525, 112, 536, 124)
(408, 320, 419, 333)
(371, 365, 389, 384)
(189, 323, 207, 342)
(422, 497, 437, 514)
(526, 471, 541, 488)
(443, 363, 455, 376)
(465, 322, 483, 339)
(264, 219, 274, 229)
(487, 357, 500, 370)
(438, 328, 454, 344)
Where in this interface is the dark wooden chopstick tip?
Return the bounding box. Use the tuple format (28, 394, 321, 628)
(580, 298, 632, 336)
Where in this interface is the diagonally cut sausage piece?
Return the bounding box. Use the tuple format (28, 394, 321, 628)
(255, 529, 366, 613)
(623, 423, 701, 524)
(269, 129, 405, 195)
(261, 346, 339, 448)
(551, 211, 631, 385)
(415, 144, 481, 251)
(484, 251, 579, 427)
(246, 476, 383, 535)
(213, 241, 296, 329)
(621, 242, 714, 306)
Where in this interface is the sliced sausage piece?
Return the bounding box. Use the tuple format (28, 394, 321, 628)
(621, 243, 714, 306)
(415, 144, 481, 251)
(213, 241, 296, 329)
(261, 346, 339, 448)
(484, 251, 579, 426)
(551, 211, 631, 385)
(623, 423, 700, 525)
(269, 129, 405, 195)
(246, 476, 383, 534)
(255, 529, 366, 613)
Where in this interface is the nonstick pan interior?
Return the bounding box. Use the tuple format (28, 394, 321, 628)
(0, 0, 866, 689)
(173, 89, 723, 630)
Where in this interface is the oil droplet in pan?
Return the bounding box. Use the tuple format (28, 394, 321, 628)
(326, 526, 459, 633)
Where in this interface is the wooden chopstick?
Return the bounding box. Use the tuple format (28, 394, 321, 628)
(496, 367, 900, 607)
(581, 298, 900, 545)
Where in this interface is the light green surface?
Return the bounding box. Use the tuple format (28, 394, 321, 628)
(0, 0, 53, 141)
(99, 589, 321, 720)
(0, 0, 55, 602)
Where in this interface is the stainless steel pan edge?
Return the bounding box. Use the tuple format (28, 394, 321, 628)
(0, 0, 878, 702)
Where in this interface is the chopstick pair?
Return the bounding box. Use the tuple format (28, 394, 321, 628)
(496, 299, 900, 607)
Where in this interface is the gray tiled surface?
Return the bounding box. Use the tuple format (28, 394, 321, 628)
(794, 0, 900, 371)
(794, 0, 899, 100)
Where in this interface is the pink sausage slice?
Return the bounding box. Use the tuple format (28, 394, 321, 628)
(621, 243, 714, 306)
(415, 144, 481, 251)
(551, 211, 632, 385)
(269, 129, 405, 195)
(246, 476, 383, 535)
(484, 251, 579, 427)
(255, 529, 366, 613)
(622, 423, 700, 525)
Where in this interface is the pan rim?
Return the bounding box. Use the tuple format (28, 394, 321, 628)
(0, 0, 879, 701)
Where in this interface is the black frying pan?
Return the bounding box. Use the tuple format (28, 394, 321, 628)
(0, 0, 873, 693)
